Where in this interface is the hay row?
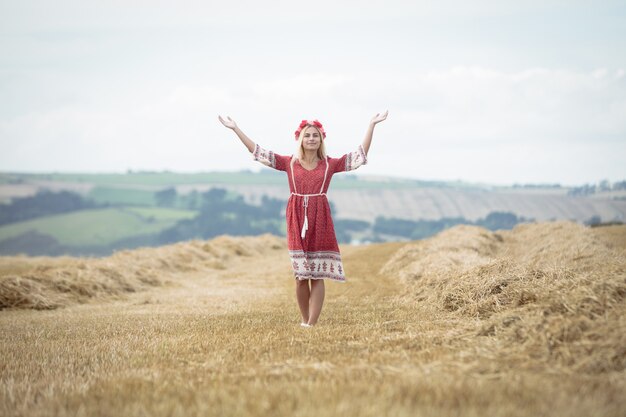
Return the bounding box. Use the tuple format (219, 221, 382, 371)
(0, 234, 285, 310)
(382, 221, 626, 374)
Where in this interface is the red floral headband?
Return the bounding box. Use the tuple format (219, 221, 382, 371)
(294, 119, 326, 141)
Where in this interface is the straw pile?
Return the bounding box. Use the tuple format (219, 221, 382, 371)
(0, 234, 285, 310)
(381, 221, 626, 374)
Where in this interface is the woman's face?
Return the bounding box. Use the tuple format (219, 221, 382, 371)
(302, 126, 322, 152)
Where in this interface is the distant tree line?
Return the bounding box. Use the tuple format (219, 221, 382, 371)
(370, 211, 530, 241)
(154, 187, 209, 210)
(3, 187, 619, 257)
(583, 215, 624, 227)
(568, 180, 626, 196)
(158, 193, 532, 243)
(157, 189, 284, 244)
(0, 189, 100, 226)
(512, 183, 562, 189)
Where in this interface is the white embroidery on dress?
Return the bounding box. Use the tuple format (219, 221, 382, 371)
(289, 250, 346, 282)
(345, 144, 368, 171)
(253, 143, 276, 168)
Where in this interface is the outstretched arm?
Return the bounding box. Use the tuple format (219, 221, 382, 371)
(362, 111, 388, 155)
(218, 115, 255, 153)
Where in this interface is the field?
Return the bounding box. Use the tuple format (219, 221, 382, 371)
(0, 171, 450, 189)
(0, 207, 196, 247)
(0, 222, 625, 416)
(2, 172, 625, 225)
(87, 186, 161, 206)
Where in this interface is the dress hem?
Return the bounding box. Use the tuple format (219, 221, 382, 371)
(295, 276, 347, 283)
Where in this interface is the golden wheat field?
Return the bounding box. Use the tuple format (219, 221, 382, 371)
(1, 221, 625, 417)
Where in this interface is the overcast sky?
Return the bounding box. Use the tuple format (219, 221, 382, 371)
(1, 0, 625, 186)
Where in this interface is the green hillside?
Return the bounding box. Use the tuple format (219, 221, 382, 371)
(0, 171, 287, 187)
(0, 207, 197, 246)
(0, 171, 467, 190)
(87, 187, 159, 206)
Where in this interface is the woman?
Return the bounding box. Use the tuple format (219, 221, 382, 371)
(218, 112, 388, 327)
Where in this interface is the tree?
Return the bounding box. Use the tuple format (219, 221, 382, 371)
(185, 190, 200, 210)
(477, 212, 519, 231)
(155, 187, 177, 207)
(157, 188, 285, 244)
(0, 189, 98, 226)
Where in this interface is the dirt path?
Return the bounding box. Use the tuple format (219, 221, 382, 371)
(0, 241, 413, 417)
(97, 241, 409, 320)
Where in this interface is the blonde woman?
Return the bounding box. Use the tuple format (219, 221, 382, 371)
(218, 113, 388, 327)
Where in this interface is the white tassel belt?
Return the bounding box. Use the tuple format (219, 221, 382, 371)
(291, 192, 327, 239)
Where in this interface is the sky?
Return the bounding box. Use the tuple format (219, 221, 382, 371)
(0, 0, 625, 186)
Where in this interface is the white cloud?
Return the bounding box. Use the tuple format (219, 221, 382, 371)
(2, 65, 625, 185)
(2, 1, 626, 184)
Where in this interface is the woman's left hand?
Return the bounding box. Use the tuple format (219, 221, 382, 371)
(371, 110, 389, 126)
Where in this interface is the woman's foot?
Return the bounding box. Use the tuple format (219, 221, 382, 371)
(300, 323, 312, 328)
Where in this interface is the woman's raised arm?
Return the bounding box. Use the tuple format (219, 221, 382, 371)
(218, 115, 255, 153)
(362, 110, 388, 155)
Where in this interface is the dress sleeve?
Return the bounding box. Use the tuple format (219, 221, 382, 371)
(331, 144, 368, 173)
(252, 143, 290, 172)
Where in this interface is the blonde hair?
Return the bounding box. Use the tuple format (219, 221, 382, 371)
(291, 125, 327, 169)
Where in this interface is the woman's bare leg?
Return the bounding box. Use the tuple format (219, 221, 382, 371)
(308, 279, 325, 325)
(296, 279, 311, 323)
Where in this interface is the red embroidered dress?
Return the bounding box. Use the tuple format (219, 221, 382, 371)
(253, 143, 368, 282)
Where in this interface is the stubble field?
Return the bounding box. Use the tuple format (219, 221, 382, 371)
(1, 222, 625, 417)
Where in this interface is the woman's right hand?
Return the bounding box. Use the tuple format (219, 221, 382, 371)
(218, 115, 237, 130)
(219, 115, 255, 152)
